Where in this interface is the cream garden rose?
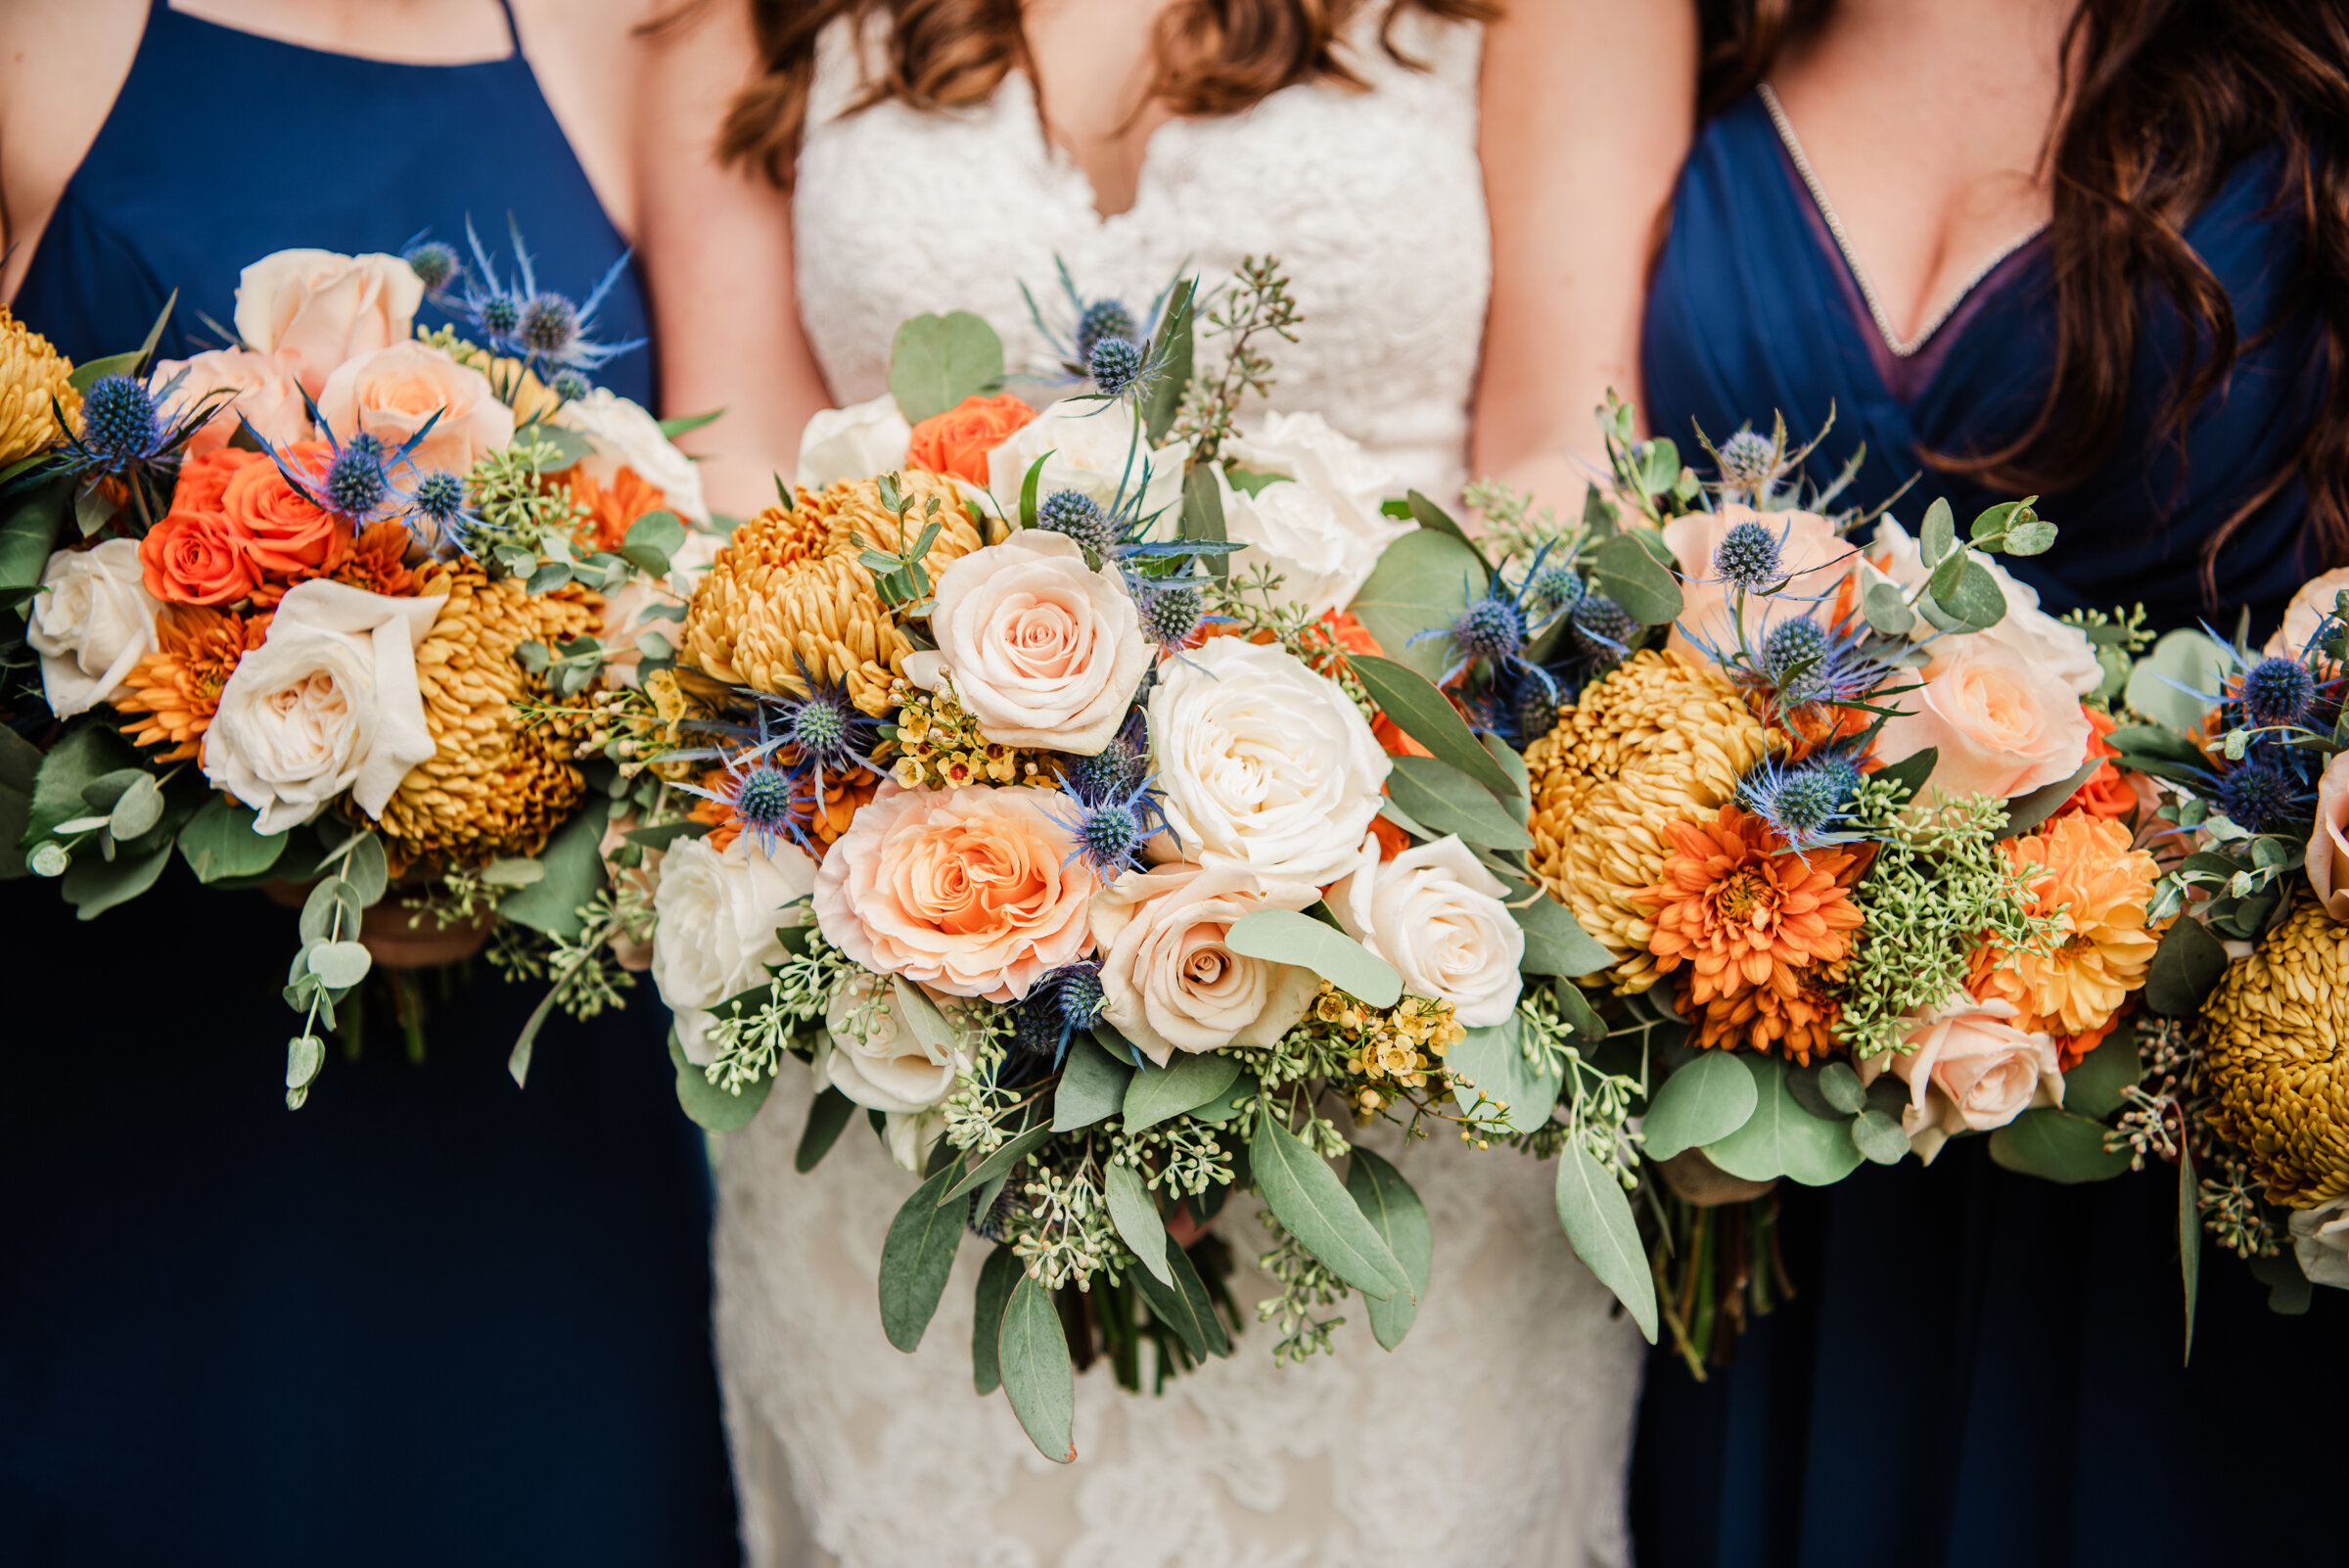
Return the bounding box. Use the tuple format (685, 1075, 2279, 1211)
(1329, 833, 1525, 1027)
(26, 540, 161, 718)
(2309, 753, 2349, 921)
(202, 579, 438, 833)
(813, 782, 1096, 1002)
(1663, 503, 1856, 664)
(1860, 516, 2103, 695)
(316, 341, 514, 476)
(1875, 635, 2093, 800)
(1859, 993, 2065, 1164)
(986, 396, 1188, 530)
(650, 833, 818, 1066)
(2289, 1197, 2349, 1290)
(814, 971, 965, 1113)
(563, 386, 713, 525)
(1217, 411, 1409, 617)
(233, 249, 422, 394)
(1091, 863, 1322, 1065)
(153, 346, 309, 456)
(903, 529, 1150, 754)
(1147, 636, 1391, 887)
(795, 392, 911, 491)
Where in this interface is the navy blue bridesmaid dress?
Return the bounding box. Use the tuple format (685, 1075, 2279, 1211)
(1630, 90, 2343, 1568)
(1, 5, 736, 1564)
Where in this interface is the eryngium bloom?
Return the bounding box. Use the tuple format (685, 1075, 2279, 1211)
(2200, 902, 2349, 1208)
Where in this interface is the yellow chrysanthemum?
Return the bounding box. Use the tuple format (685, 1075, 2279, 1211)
(377, 563, 601, 869)
(0, 307, 80, 467)
(1969, 812, 2165, 1065)
(2200, 902, 2349, 1208)
(1525, 649, 1778, 992)
(680, 471, 984, 715)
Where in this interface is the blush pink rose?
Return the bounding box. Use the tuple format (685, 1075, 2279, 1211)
(233, 250, 423, 395)
(2308, 753, 2349, 921)
(2266, 568, 2349, 659)
(813, 782, 1097, 1002)
(315, 342, 515, 476)
(154, 347, 310, 456)
(904, 529, 1150, 755)
(1662, 503, 1857, 665)
(1090, 862, 1323, 1065)
(1859, 993, 2064, 1164)
(1875, 636, 2093, 800)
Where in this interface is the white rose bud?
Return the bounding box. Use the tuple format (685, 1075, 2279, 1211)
(1329, 833, 1525, 1027)
(561, 386, 714, 526)
(649, 834, 819, 1066)
(813, 971, 966, 1114)
(1219, 411, 1411, 617)
(794, 392, 912, 491)
(24, 540, 161, 718)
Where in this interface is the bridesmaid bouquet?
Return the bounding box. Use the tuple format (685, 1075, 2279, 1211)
(643, 264, 1574, 1460)
(1, 229, 719, 1104)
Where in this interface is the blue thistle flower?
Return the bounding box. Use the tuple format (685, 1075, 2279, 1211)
(242, 391, 433, 530)
(1135, 581, 1206, 654)
(480, 294, 522, 339)
(1046, 761, 1174, 880)
(1712, 518, 1785, 591)
(452, 215, 644, 374)
(1736, 753, 1866, 849)
(403, 239, 461, 294)
(1760, 616, 1831, 703)
(728, 762, 799, 850)
(2239, 656, 2317, 728)
(1037, 488, 1118, 556)
(408, 469, 475, 555)
(79, 376, 161, 461)
(1010, 960, 1109, 1071)
(1529, 562, 1582, 615)
(1063, 714, 1148, 806)
(2216, 759, 2301, 834)
(324, 434, 393, 521)
(520, 292, 580, 356)
(1451, 595, 1529, 667)
(671, 670, 883, 855)
(1087, 336, 1145, 397)
(1715, 430, 1778, 492)
(1567, 592, 1635, 664)
(550, 370, 590, 404)
(1075, 300, 1139, 366)
(1022, 257, 1181, 385)
(760, 659, 885, 801)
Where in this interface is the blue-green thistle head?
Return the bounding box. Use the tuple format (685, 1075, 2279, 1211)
(325, 434, 392, 520)
(1064, 733, 1144, 806)
(520, 293, 579, 356)
(1088, 335, 1145, 397)
(1075, 300, 1139, 366)
(790, 695, 848, 756)
(79, 375, 161, 461)
(1138, 582, 1204, 650)
(1451, 594, 1527, 665)
(2217, 759, 2297, 834)
(1761, 616, 1830, 699)
(2239, 656, 2317, 728)
(551, 370, 590, 404)
(403, 240, 460, 293)
(480, 295, 522, 338)
(1569, 593, 1635, 662)
(730, 763, 797, 845)
(412, 469, 466, 525)
(1510, 675, 1560, 743)
(1712, 518, 1783, 590)
(1716, 430, 1777, 491)
(1038, 488, 1117, 556)
(1737, 754, 1863, 844)
(1529, 563, 1582, 614)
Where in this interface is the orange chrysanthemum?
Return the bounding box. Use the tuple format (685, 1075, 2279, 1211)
(326, 523, 417, 597)
(569, 465, 669, 553)
(115, 607, 271, 761)
(1638, 804, 1865, 1060)
(1968, 811, 2166, 1068)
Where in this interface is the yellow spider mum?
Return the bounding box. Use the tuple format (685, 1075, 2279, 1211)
(0, 307, 80, 468)
(2199, 902, 2349, 1207)
(1525, 649, 1778, 992)
(680, 471, 984, 716)
(1968, 812, 2165, 1067)
(376, 563, 602, 869)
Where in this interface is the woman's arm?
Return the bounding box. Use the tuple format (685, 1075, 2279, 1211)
(635, 0, 834, 518)
(1469, 0, 1697, 516)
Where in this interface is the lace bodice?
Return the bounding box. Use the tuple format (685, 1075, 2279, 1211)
(792, 9, 1493, 498)
(721, 15, 1642, 1566)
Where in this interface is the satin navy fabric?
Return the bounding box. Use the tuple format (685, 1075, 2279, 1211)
(2, 5, 734, 1564)
(1630, 92, 2342, 1568)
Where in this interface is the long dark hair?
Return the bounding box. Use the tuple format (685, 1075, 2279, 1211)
(1700, 0, 2349, 583)
(707, 0, 1499, 191)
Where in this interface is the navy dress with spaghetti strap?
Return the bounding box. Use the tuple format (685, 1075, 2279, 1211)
(1628, 90, 2342, 1568)
(1, 5, 736, 1564)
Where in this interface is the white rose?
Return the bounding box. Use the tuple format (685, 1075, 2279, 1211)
(1091, 862, 1323, 1065)
(794, 392, 912, 489)
(1857, 992, 2064, 1164)
(650, 833, 818, 1066)
(902, 529, 1150, 754)
(1329, 833, 1525, 1027)
(1863, 517, 2102, 695)
(986, 397, 1189, 531)
(812, 970, 966, 1113)
(201, 579, 438, 833)
(233, 249, 422, 395)
(885, 1108, 948, 1175)
(1218, 411, 1411, 616)
(2290, 1197, 2349, 1290)
(25, 540, 161, 718)
(1147, 636, 1391, 887)
(559, 386, 711, 525)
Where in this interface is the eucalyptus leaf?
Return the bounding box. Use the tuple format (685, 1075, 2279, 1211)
(1383, 754, 1534, 853)
(106, 774, 164, 840)
(307, 940, 373, 991)
(62, 836, 170, 919)
(1862, 579, 1916, 637)
(889, 311, 1005, 424)
(2000, 761, 2106, 839)
(2063, 1028, 2142, 1120)
(1919, 496, 1956, 566)
(1552, 1146, 1658, 1343)
(665, 1032, 774, 1130)
(1250, 1111, 1411, 1301)
(1703, 1055, 1864, 1185)
(1224, 908, 1402, 1007)
(880, 1163, 967, 1352)
(1514, 894, 1616, 978)
(1933, 557, 2008, 630)
(498, 797, 611, 941)
(2179, 1147, 2200, 1364)
(1345, 1148, 1431, 1352)
(1142, 280, 1195, 446)
(1051, 1032, 1131, 1130)
(299, 878, 364, 945)
(1122, 1050, 1243, 1133)
(1640, 1050, 1759, 1161)
(1987, 1108, 2132, 1183)
(1104, 1161, 1175, 1288)
(2144, 915, 2228, 1015)
(2125, 628, 2228, 733)
(891, 975, 960, 1058)
(1348, 654, 1517, 797)
(1350, 530, 1487, 683)
(1132, 1229, 1231, 1360)
(1405, 489, 1494, 573)
(1449, 1012, 1562, 1134)
(1851, 1108, 1911, 1164)
(1872, 747, 1939, 803)
(1817, 1061, 1867, 1115)
(342, 832, 389, 907)
(175, 795, 288, 883)
(1590, 530, 1683, 625)
(971, 1244, 1021, 1396)
(941, 1121, 1053, 1205)
(796, 1085, 855, 1170)
(1180, 463, 1228, 576)
(998, 1274, 1077, 1462)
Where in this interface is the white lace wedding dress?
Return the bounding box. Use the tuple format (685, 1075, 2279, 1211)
(713, 13, 1644, 1566)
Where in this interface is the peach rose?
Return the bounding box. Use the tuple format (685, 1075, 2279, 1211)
(1859, 993, 2064, 1164)
(903, 529, 1151, 755)
(153, 347, 310, 456)
(139, 509, 261, 608)
(222, 441, 349, 588)
(812, 782, 1097, 1002)
(2308, 753, 2349, 921)
(2267, 568, 2349, 659)
(1091, 862, 1323, 1065)
(1875, 636, 2093, 800)
(315, 341, 514, 476)
(233, 249, 423, 395)
(1663, 503, 1857, 665)
(906, 393, 1036, 487)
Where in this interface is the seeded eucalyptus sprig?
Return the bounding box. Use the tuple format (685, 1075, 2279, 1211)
(1173, 254, 1302, 465)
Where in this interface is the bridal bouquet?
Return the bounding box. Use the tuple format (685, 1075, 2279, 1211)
(644, 264, 1580, 1460)
(2, 228, 718, 1103)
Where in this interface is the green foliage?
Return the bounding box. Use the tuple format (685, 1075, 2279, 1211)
(1249, 1109, 1410, 1302)
(1987, 1108, 2133, 1184)
(1348, 529, 1486, 683)
(1050, 1033, 1130, 1130)
(1122, 1050, 1244, 1133)
(1130, 1229, 1231, 1361)
(1448, 1011, 1562, 1134)
(1345, 1149, 1430, 1352)
(176, 795, 288, 883)
(1141, 280, 1195, 445)
(1172, 254, 1300, 465)
(2125, 628, 2228, 732)
(1223, 908, 1402, 1008)
(1640, 1050, 1758, 1161)
(997, 1274, 1077, 1462)
(1103, 1160, 1174, 1288)
(888, 310, 1005, 424)
(1382, 754, 1534, 852)
(1703, 1055, 1865, 1185)
(1253, 1211, 1352, 1364)
(2144, 913, 2228, 1015)
(796, 1085, 855, 1170)
(669, 1033, 773, 1132)
(880, 1163, 968, 1353)
(1554, 1143, 1658, 1343)
(971, 1244, 1021, 1396)
(1589, 530, 1684, 625)
(1348, 654, 1516, 796)
(1513, 892, 1616, 978)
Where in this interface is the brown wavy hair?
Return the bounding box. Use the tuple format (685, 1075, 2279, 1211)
(1698, 0, 2349, 585)
(709, 0, 1499, 192)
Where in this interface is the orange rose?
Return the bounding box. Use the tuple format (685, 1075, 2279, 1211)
(222, 441, 349, 588)
(139, 510, 260, 607)
(2054, 707, 2140, 822)
(169, 447, 266, 516)
(905, 393, 1036, 486)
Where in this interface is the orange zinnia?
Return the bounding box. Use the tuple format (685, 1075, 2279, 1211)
(115, 606, 270, 761)
(1639, 804, 1865, 1059)
(1968, 811, 2165, 1068)
(570, 465, 669, 553)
